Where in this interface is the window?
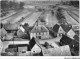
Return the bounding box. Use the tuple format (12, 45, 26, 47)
(33, 51, 35, 52)
(44, 32, 46, 35)
(73, 45, 74, 48)
(22, 51, 26, 53)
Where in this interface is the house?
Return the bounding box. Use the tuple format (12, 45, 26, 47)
(73, 35, 79, 41)
(17, 24, 32, 39)
(8, 44, 30, 56)
(18, 46, 28, 56)
(5, 48, 17, 56)
(72, 25, 79, 31)
(30, 21, 49, 39)
(53, 24, 65, 37)
(5, 33, 14, 41)
(4, 23, 19, 33)
(60, 24, 72, 35)
(60, 34, 73, 46)
(53, 24, 60, 36)
(69, 35, 79, 56)
(17, 26, 26, 38)
(29, 37, 41, 54)
(41, 45, 71, 56)
(0, 28, 7, 39)
(67, 29, 75, 39)
(69, 39, 79, 56)
(57, 26, 65, 37)
(31, 44, 41, 54)
(0, 39, 3, 55)
(53, 24, 72, 37)
(74, 30, 79, 36)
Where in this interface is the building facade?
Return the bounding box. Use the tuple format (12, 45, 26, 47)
(0, 39, 3, 56)
(30, 21, 49, 39)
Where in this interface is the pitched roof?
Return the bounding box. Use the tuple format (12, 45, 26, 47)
(5, 33, 14, 40)
(53, 24, 60, 33)
(42, 45, 71, 56)
(60, 24, 72, 33)
(19, 26, 25, 32)
(29, 37, 36, 50)
(4, 23, 19, 31)
(29, 38, 44, 51)
(0, 23, 3, 29)
(60, 34, 73, 45)
(30, 25, 49, 33)
(0, 28, 7, 38)
(22, 25, 33, 33)
(67, 29, 75, 39)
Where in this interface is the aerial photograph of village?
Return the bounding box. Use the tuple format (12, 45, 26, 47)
(0, 0, 79, 56)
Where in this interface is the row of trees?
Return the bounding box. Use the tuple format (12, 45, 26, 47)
(61, 1, 79, 8)
(1, 1, 24, 11)
(1, 1, 24, 17)
(56, 8, 66, 24)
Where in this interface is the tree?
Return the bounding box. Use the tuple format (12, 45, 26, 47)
(62, 1, 79, 8)
(1, 1, 9, 10)
(56, 8, 65, 21)
(24, 23, 29, 27)
(70, 1, 79, 8)
(19, 2, 24, 9)
(9, 1, 13, 9)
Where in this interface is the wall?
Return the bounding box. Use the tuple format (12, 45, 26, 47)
(31, 44, 41, 54)
(30, 32, 49, 39)
(0, 39, 3, 55)
(18, 47, 28, 56)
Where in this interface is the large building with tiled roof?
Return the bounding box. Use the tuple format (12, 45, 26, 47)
(30, 20, 49, 39)
(3, 23, 19, 34)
